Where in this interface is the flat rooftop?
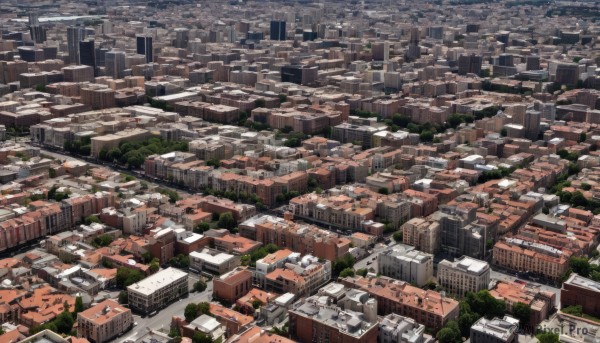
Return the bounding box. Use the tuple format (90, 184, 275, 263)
(127, 267, 187, 296)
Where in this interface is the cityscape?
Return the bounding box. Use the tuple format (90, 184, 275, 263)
(0, 0, 599, 343)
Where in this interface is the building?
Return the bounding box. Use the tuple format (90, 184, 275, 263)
(136, 35, 153, 63)
(253, 249, 294, 288)
(90, 128, 151, 157)
(402, 218, 440, 254)
(341, 276, 459, 332)
(470, 316, 519, 343)
(281, 65, 318, 86)
(378, 313, 433, 343)
(105, 49, 127, 79)
(79, 39, 96, 69)
(288, 286, 379, 343)
(190, 248, 240, 275)
(67, 26, 86, 64)
(437, 204, 488, 259)
(77, 299, 133, 343)
(437, 256, 490, 297)
(213, 267, 253, 304)
(270, 21, 286, 41)
(378, 244, 433, 286)
(265, 254, 331, 298)
(561, 273, 600, 318)
(490, 281, 555, 328)
(555, 63, 579, 86)
(458, 54, 482, 76)
(127, 267, 188, 314)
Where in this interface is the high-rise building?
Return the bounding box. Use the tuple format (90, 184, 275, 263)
(378, 243, 434, 286)
(270, 21, 286, 41)
(105, 49, 126, 79)
(498, 54, 514, 67)
(555, 63, 580, 86)
(458, 54, 482, 75)
(526, 55, 540, 71)
(67, 26, 86, 65)
(79, 39, 96, 70)
(405, 28, 421, 62)
(437, 204, 488, 259)
(524, 109, 541, 141)
(280, 65, 317, 86)
(27, 12, 46, 44)
(372, 42, 389, 61)
(174, 28, 189, 48)
(136, 35, 153, 63)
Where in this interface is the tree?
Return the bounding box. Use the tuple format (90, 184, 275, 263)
(465, 290, 505, 319)
(217, 212, 236, 230)
(194, 280, 207, 292)
(194, 222, 210, 233)
(570, 256, 591, 277)
(198, 302, 211, 316)
(150, 258, 160, 273)
(74, 296, 84, 315)
(436, 321, 461, 343)
(393, 231, 403, 243)
(356, 268, 368, 277)
(500, 127, 507, 137)
(54, 310, 75, 335)
(252, 299, 263, 309)
(561, 305, 583, 317)
(512, 302, 532, 325)
(536, 332, 559, 343)
(333, 254, 356, 275)
(339, 268, 355, 278)
(118, 290, 128, 304)
(93, 234, 113, 247)
(116, 268, 145, 288)
(192, 331, 213, 343)
(85, 215, 101, 225)
(378, 187, 389, 195)
(185, 303, 200, 322)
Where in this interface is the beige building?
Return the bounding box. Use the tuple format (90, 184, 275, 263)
(378, 244, 433, 287)
(438, 256, 490, 297)
(91, 128, 151, 157)
(77, 299, 133, 343)
(402, 217, 440, 254)
(127, 267, 188, 314)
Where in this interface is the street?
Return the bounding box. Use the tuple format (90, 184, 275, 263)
(118, 277, 213, 343)
(354, 242, 397, 273)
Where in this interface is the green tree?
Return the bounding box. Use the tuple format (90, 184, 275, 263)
(54, 310, 75, 334)
(356, 268, 368, 277)
(333, 254, 356, 275)
(339, 268, 355, 278)
(465, 290, 505, 319)
(93, 234, 113, 247)
(512, 302, 532, 325)
(116, 268, 145, 288)
(393, 231, 403, 243)
(118, 291, 128, 304)
(252, 299, 263, 309)
(500, 127, 507, 137)
(194, 280, 207, 292)
(85, 215, 101, 225)
(561, 305, 583, 317)
(185, 303, 200, 322)
(217, 212, 236, 230)
(378, 187, 389, 195)
(74, 296, 84, 315)
(570, 256, 591, 277)
(192, 331, 213, 343)
(436, 320, 461, 343)
(536, 332, 560, 343)
(149, 258, 160, 273)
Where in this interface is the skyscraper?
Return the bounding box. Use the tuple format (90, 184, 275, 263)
(105, 49, 126, 79)
(405, 28, 421, 62)
(174, 28, 189, 48)
(458, 54, 483, 76)
(136, 35, 153, 63)
(270, 21, 286, 41)
(28, 12, 46, 44)
(79, 39, 96, 70)
(67, 26, 86, 65)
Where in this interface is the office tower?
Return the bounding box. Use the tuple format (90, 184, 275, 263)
(524, 109, 541, 141)
(136, 35, 153, 63)
(371, 42, 389, 61)
(28, 11, 46, 44)
(67, 26, 86, 65)
(17, 46, 44, 62)
(438, 204, 488, 259)
(79, 39, 96, 70)
(555, 63, 579, 86)
(302, 30, 317, 41)
(174, 28, 189, 48)
(534, 102, 555, 122)
(281, 65, 317, 86)
(458, 54, 483, 75)
(95, 47, 109, 67)
(466, 24, 480, 33)
(270, 21, 286, 41)
(405, 27, 420, 62)
(526, 55, 540, 71)
(496, 31, 510, 51)
(428, 26, 444, 40)
(105, 49, 126, 79)
(498, 54, 514, 67)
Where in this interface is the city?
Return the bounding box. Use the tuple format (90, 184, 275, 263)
(0, 0, 599, 343)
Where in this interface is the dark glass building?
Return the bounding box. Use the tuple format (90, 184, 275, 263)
(79, 39, 96, 70)
(270, 21, 286, 41)
(136, 35, 153, 63)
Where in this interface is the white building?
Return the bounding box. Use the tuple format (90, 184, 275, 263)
(190, 248, 239, 275)
(378, 244, 433, 286)
(470, 316, 519, 343)
(127, 267, 188, 314)
(378, 313, 434, 343)
(438, 255, 490, 297)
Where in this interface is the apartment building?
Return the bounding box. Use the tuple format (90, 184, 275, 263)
(402, 217, 440, 254)
(288, 193, 375, 231)
(288, 288, 379, 343)
(437, 256, 490, 297)
(492, 237, 570, 281)
(265, 254, 331, 298)
(213, 267, 253, 304)
(253, 249, 294, 288)
(378, 313, 433, 343)
(341, 276, 460, 332)
(470, 316, 519, 343)
(77, 299, 133, 343)
(240, 215, 351, 261)
(90, 128, 151, 157)
(378, 244, 433, 286)
(127, 267, 188, 314)
(490, 280, 556, 328)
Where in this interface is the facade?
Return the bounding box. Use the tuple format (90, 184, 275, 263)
(378, 313, 432, 343)
(470, 316, 519, 343)
(213, 267, 253, 304)
(79, 39, 96, 69)
(270, 21, 286, 41)
(437, 256, 490, 297)
(77, 299, 133, 343)
(136, 35, 153, 63)
(127, 267, 188, 314)
(67, 26, 86, 64)
(561, 273, 600, 318)
(190, 248, 240, 275)
(378, 244, 433, 286)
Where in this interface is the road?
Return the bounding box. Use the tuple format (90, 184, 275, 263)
(119, 276, 213, 343)
(354, 242, 397, 273)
